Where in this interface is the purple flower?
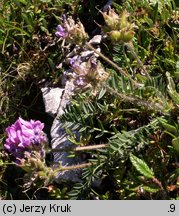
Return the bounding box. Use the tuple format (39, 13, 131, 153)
(73, 76, 88, 87)
(4, 117, 47, 160)
(55, 25, 68, 38)
(69, 56, 80, 68)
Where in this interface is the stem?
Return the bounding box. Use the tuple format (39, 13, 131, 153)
(55, 162, 93, 172)
(124, 42, 151, 79)
(123, 44, 135, 77)
(49, 144, 108, 153)
(152, 177, 164, 190)
(86, 43, 141, 87)
(104, 84, 164, 112)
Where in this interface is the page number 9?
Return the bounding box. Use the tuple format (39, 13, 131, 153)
(168, 204, 175, 213)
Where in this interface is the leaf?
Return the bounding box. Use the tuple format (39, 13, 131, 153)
(174, 72, 179, 79)
(168, 91, 179, 105)
(143, 16, 153, 27)
(48, 58, 55, 71)
(172, 137, 179, 153)
(157, 118, 177, 135)
(130, 153, 154, 179)
(95, 132, 104, 138)
(152, 2, 158, 23)
(142, 186, 160, 193)
(97, 119, 104, 131)
(13, 0, 27, 6)
(40, 0, 51, 2)
(98, 87, 106, 99)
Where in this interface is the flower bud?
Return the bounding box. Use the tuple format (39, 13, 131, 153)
(121, 30, 135, 43)
(70, 22, 88, 44)
(101, 9, 120, 30)
(102, 8, 137, 43)
(119, 10, 130, 29)
(108, 30, 122, 42)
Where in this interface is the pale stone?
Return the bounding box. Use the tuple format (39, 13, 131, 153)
(41, 87, 64, 117)
(50, 80, 81, 182)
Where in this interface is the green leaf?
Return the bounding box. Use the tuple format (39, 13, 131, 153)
(157, 118, 177, 135)
(98, 87, 106, 99)
(130, 153, 154, 179)
(13, 0, 27, 6)
(97, 119, 104, 131)
(95, 132, 104, 138)
(166, 72, 175, 90)
(143, 16, 153, 27)
(152, 2, 158, 23)
(40, 26, 48, 33)
(48, 58, 55, 71)
(172, 137, 179, 153)
(40, 0, 51, 2)
(142, 186, 160, 193)
(17, 0, 27, 4)
(174, 72, 179, 79)
(168, 91, 179, 104)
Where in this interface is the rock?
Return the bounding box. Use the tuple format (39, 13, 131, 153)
(48, 80, 82, 183)
(89, 35, 102, 44)
(51, 117, 82, 183)
(41, 86, 81, 182)
(41, 87, 64, 117)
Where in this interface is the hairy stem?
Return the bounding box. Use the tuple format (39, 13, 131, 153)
(49, 144, 108, 153)
(104, 84, 164, 112)
(55, 162, 94, 172)
(124, 42, 151, 79)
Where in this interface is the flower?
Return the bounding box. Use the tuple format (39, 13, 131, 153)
(55, 25, 68, 38)
(69, 56, 81, 68)
(4, 117, 47, 160)
(74, 76, 88, 87)
(55, 16, 88, 44)
(68, 55, 109, 94)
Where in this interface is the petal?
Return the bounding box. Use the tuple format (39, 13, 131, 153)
(33, 121, 44, 131)
(57, 25, 64, 32)
(21, 125, 34, 137)
(16, 130, 23, 143)
(4, 144, 11, 150)
(30, 119, 35, 125)
(55, 31, 67, 38)
(14, 118, 23, 130)
(55, 32, 63, 37)
(8, 127, 17, 138)
(13, 135, 21, 144)
(22, 136, 31, 147)
(18, 143, 25, 148)
(6, 126, 14, 136)
(9, 137, 18, 144)
(19, 117, 33, 129)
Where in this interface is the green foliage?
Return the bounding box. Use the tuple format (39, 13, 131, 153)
(57, 0, 178, 199)
(0, 0, 81, 118)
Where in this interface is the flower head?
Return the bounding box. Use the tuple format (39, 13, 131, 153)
(68, 56, 109, 94)
(55, 16, 88, 44)
(4, 117, 47, 161)
(101, 8, 137, 43)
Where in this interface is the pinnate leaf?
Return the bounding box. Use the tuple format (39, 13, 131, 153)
(130, 153, 154, 179)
